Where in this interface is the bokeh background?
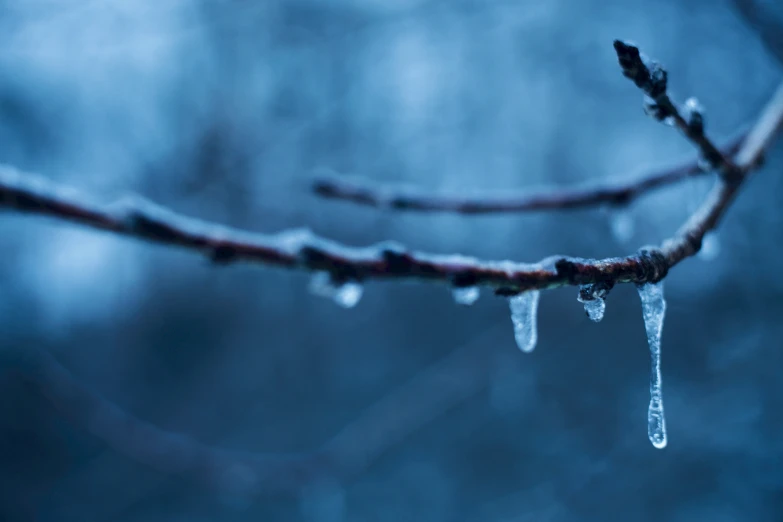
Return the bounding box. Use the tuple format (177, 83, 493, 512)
(1, 1, 782, 520)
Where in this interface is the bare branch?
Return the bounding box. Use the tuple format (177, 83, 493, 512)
(0, 166, 674, 293)
(731, 0, 783, 66)
(312, 133, 745, 214)
(1, 75, 781, 297)
(662, 81, 783, 265)
(612, 40, 743, 181)
(2, 42, 783, 503)
(610, 40, 783, 265)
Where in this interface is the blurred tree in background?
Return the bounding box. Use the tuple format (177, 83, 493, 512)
(1, 1, 782, 521)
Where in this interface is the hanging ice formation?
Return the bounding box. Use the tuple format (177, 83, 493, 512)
(509, 290, 541, 353)
(309, 272, 364, 308)
(637, 281, 667, 449)
(577, 283, 611, 323)
(452, 286, 480, 306)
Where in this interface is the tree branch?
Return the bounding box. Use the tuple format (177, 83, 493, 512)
(2, 41, 783, 502)
(311, 133, 745, 214)
(1, 63, 780, 296)
(612, 40, 744, 181)
(0, 165, 675, 293)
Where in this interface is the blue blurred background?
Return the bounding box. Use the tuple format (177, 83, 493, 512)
(1, 1, 782, 520)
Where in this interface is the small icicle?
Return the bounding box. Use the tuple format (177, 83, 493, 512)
(579, 296, 606, 322)
(509, 290, 540, 353)
(309, 272, 363, 309)
(577, 282, 612, 323)
(697, 233, 720, 261)
(452, 286, 480, 306)
(637, 281, 667, 449)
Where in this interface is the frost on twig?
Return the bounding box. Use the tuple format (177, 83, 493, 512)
(0, 165, 676, 295)
(613, 40, 742, 181)
(1, 39, 783, 494)
(311, 133, 745, 215)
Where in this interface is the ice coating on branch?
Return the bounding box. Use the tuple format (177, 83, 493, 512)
(452, 286, 480, 306)
(309, 272, 363, 308)
(637, 281, 667, 449)
(509, 290, 540, 353)
(698, 233, 720, 261)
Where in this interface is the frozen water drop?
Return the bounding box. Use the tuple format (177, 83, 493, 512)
(579, 296, 606, 322)
(577, 283, 611, 322)
(610, 209, 635, 243)
(637, 281, 667, 449)
(508, 290, 540, 353)
(698, 233, 720, 261)
(452, 286, 480, 306)
(309, 272, 363, 309)
(333, 283, 363, 308)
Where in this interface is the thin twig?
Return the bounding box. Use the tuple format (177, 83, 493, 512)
(612, 40, 743, 181)
(1, 42, 783, 502)
(0, 78, 777, 296)
(0, 166, 673, 294)
(311, 133, 745, 214)
(662, 81, 783, 265)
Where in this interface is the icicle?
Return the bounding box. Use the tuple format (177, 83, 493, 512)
(452, 286, 480, 306)
(577, 283, 612, 323)
(637, 281, 667, 449)
(610, 208, 635, 243)
(697, 233, 720, 261)
(509, 290, 540, 353)
(309, 272, 363, 309)
(579, 296, 606, 322)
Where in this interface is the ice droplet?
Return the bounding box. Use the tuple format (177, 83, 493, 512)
(452, 286, 480, 306)
(309, 272, 363, 308)
(698, 233, 720, 261)
(610, 209, 635, 243)
(509, 290, 540, 353)
(578, 295, 606, 322)
(637, 281, 667, 449)
(577, 283, 612, 323)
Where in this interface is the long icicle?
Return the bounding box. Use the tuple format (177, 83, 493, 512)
(637, 281, 667, 449)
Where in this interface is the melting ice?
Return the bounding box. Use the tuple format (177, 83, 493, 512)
(577, 283, 612, 322)
(637, 281, 667, 449)
(509, 290, 540, 353)
(309, 272, 363, 308)
(452, 286, 480, 306)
